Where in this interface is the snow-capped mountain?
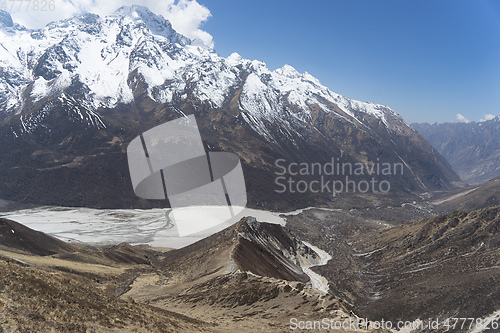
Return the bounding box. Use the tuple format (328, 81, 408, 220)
(0, 6, 460, 209)
(2, 5, 399, 134)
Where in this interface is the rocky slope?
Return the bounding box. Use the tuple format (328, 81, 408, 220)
(157, 216, 328, 287)
(124, 216, 373, 332)
(283, 205, 500, 326)
(0, 215, 377, 332)
(355, 205, 500, 323)
(0, 6, 460, 210)
(431, 175, 500, 212)
(412, 118, 500, 184)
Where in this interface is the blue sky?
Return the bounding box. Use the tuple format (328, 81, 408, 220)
(7, 0, 500, 124)
(200, 0, 500, 124)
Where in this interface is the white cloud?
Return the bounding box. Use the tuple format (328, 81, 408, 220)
(480, 113, 496, 122)
(164, 0, 212, 47)
(8, 0, 213, 47)
(456, 114, 470, 123)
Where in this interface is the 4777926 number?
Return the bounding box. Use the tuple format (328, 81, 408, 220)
(1, 0, 55, 12)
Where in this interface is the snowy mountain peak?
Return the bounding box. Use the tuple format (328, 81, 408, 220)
(0, 10, 13, 28)
(0, 10, 26, 34)
(111, 5, 189, 44)
(42, 12, 100, 36)
(0, 5, 404, 139)
(276, 64, 301, 79)
(227, 52, 243, 66)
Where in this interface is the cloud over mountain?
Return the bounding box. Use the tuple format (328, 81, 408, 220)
(9, 0, 213, 47)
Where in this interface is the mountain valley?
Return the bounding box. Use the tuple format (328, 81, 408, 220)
(0, 4, 498, 333)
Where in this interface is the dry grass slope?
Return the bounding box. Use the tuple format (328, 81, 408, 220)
(0, 258, 212, 332)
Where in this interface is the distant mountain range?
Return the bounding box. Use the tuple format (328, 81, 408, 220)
(0, 6, 460, 209)
(412, 117, 500, 184)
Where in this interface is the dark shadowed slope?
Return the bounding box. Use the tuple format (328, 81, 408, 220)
(0, 218, 76, 255)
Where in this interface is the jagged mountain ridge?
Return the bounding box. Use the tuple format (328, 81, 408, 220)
(412, 117, 500, 184)
(0, 6, 460, 209)
(158, 216, 325, 286)
(1, 6, 398, 126)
